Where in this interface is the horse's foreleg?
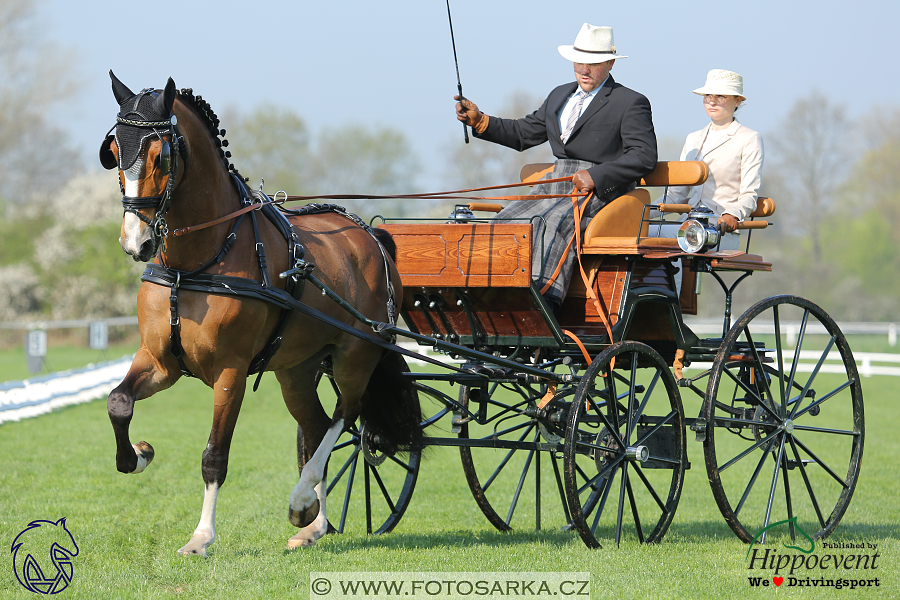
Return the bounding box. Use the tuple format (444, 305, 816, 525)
(288, 418, 344, 530)
(107, 349, 175, 474)
(177, 369, 246, 557)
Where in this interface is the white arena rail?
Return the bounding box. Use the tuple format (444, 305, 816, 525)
(0, 356, 132, 425)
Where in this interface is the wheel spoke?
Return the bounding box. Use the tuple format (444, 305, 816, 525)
(385, 452, 417, 473)
(790, 336, 836, 419)
(719, 432, 780, 473)
(784, 309, 810, 411)
(631, 463, 668, 513)
(788, 436, 826, 528)
(773, 305, 787, 410)
(744, 328, 776, 410)
(625, 471, 645, 544)
(327, 445, 360, 495)
(368, 463, 398, 515)
(615, 463, 628, 545)
(734, 436, 779, 517)
(781, 449, 796, 542)
(760, 435, 787, 542)
(483, 425, 535, 492)
(793, 378, 854, 420)
(338, 455, 358, 533)
(505, 440, 537, 525)
(790, 435, 851, 488)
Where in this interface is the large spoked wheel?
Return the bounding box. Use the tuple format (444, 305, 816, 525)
(458, 377, 573, 532)
(703, 295, 864, 543)
(296, 370, 423, 535)
(564, 341, 686, 547)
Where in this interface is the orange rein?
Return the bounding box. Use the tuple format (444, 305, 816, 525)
(169, 176, 579, 237)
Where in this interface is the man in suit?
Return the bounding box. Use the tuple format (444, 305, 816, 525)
(455, 24, 657, 311)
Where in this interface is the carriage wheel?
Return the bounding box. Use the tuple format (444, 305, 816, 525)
(296, 371, 422, 535)
(703, 295, 864, 543)
(458, 378, 574, 533)
(564, 341, 686, 547)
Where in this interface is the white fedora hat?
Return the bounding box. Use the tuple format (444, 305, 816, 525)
(558, 24, 627, 64)
(693, 69, 746, 101)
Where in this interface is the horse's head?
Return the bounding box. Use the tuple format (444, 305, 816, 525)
(100, 71, 182, 262)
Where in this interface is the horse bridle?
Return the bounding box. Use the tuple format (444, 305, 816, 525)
(112, 89, 183, 249)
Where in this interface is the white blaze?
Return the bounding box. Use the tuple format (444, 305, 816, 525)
(120, 158, 149, 255)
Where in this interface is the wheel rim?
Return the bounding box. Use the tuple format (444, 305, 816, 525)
(564, 341, 686, 547)
(458, 378, 573, 532)
(298, 371, 422, 535)
(704, 295, 864, 543)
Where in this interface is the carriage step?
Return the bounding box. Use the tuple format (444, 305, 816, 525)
(451, 411, 468, 434)
(786, 459, 816, 469)
(690, 418, 707, 442)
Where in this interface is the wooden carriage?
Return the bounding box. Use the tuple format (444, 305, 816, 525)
(358, 162, 862, 548)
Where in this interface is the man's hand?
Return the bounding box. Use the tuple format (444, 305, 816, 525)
(572, 170, 595, 194)
(717, 214, 739, 234)
(455, 95, 487, 131)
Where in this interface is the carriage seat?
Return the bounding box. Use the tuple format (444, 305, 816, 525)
(519, 161, 710, 251)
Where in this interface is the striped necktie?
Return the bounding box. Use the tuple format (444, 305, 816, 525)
(560, 89, 590, 143)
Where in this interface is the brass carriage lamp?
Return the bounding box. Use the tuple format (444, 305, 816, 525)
(677, 205, 720, 253)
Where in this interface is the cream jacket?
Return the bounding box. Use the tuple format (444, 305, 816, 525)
(660, 119, 764, 221)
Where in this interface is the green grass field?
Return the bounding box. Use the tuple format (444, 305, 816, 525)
(0, 346, 898, 599)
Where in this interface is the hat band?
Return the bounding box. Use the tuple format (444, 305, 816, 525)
(573, 46, 616, 54)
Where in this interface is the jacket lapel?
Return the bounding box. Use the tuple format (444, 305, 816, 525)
(700, 120, 741, 157)
(548, 82, 578, 139)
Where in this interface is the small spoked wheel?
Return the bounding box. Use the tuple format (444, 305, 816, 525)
(703, 295, 864, 543)
(458, 379, 573, 532)
(296, 370, 423, 535)
(563, 341, 686, 547)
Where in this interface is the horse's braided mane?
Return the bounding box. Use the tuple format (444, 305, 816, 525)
(176, 88, 247, 183)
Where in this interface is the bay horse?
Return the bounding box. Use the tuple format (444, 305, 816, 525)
(99, 72, 421, 555)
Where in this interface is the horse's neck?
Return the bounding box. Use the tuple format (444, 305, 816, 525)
(160, 156, 243, 271)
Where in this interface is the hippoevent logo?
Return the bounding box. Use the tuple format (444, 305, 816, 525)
(745, 518, 880, 591)
(10, 518, 79, 594)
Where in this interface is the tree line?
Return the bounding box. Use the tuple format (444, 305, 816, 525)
(0, 1, 897, 324)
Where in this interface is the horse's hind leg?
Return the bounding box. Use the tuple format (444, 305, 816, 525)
(276, 362, 343, 548)
(177, 369, 246, 557)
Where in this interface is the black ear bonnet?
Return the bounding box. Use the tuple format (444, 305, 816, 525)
(100, 71, 177, 171)
(113, 90, 172, 170)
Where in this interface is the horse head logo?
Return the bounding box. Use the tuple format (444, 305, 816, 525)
(10, 518, 79, 594)
(746, 516, 816, 559)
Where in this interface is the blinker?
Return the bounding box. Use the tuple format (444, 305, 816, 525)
(159, 140, 172, 174)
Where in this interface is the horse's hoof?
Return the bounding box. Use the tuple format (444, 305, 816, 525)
(176, 545, 208, 558)
(288, 500, 320, 528)
(130, 441, 155, 474)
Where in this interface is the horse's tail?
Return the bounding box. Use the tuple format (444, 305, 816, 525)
(360, 351, 423, 453)
(370, 227, 397, 262)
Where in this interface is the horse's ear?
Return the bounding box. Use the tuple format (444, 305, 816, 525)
(99, 134, 117, 170)
(109, 70, 134, 104)
(154, 77, 176, 116)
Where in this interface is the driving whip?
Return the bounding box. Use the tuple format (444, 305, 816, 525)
(446, 0, 469, 143)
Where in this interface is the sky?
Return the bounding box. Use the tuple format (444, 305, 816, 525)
(35, 0, 899, 188)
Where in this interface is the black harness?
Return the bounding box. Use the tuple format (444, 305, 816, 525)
(107, 89, 399, 391)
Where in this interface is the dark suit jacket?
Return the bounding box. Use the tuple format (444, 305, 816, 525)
(473, 75, 658, 193)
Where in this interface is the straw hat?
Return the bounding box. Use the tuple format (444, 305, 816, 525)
(693, 69, 746, 101)
(558, 24, 627, 64)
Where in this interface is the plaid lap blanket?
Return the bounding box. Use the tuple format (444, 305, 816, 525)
(496, 159, 633, 303)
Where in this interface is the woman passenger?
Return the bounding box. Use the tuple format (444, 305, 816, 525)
(659, 69, 763, 246)
(656, 69, 763, 291)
